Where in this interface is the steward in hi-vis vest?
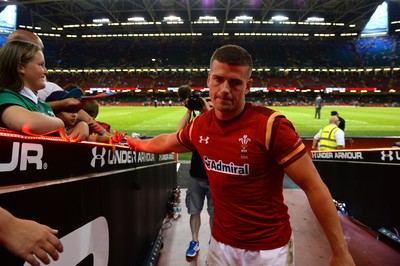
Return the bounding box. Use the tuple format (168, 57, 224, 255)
(312, 116, 345, 150)
(319, 124, 340, 150)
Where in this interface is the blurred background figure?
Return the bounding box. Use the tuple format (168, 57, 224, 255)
(314, 94, 322, 119)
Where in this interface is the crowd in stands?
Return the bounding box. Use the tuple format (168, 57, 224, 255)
(96, 90, 400, 108)
(40, 35, 400, 91)
(43, 36, 399, 69)
(40, 35, 400, 107)
(48, 71, 400, 91)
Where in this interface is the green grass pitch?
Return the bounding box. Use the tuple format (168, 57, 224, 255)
(97, 105, 400, 159)
(98, 105, 400, 138)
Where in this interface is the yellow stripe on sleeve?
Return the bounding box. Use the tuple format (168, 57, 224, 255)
(265, 112, 283, 151)
(278, 143, 305, 164)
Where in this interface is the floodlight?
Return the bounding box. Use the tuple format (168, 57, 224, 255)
(306, 17, 324, 22)
(128, 17, 145, 22)
(234, 15, 253, 21)
(271, 16, 288, 21)
(93, 18, 110, 23)
(199, 16, 217, 21)
(163, 16, 181, 21)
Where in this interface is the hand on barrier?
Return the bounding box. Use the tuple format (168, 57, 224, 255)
(58, 128, 70, 142)
(108, 131, 128, 153)
(110, 130, 127, 144)
(68, 121, 90, 142)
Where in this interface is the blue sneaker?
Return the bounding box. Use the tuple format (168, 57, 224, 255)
(186, 241, 200, 257)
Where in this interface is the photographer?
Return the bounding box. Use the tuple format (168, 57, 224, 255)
(177, 85, 214, 257)
(177, 85, 207, 113)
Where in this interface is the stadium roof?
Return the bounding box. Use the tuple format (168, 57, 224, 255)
(3, 0, 390, 36)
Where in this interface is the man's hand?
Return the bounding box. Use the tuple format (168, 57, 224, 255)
(110, 131, 127, 144)
(329, 252, 356, 266)
(60, 98, 83, 113)
(200, 97, 213, 113)
(0, 210, 63, 266)
(88, 122, 110, 136)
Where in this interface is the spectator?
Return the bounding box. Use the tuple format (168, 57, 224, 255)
(82, 100, 111, 133)
(35, 81, 80, 112)
(0, 41, 66, 137)
(39, 82, 111, 139)
(46, 89, 114, 143)
(7, 29, 44, 49)
(36, 82, 83, 113)
(81, 99, 114, 143)
(312, 116, 345, 150)
(45, 88, 90, 142)
(126, 44, 355, 265)
(7, 29, 112, 138)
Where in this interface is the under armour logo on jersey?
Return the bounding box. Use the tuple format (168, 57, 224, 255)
(199, 136, 209, 144)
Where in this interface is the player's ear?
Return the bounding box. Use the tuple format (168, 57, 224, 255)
(245, 79, 252, 94)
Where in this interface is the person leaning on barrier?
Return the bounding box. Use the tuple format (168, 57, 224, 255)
(7, 29, 112, 139)
(6, 30, 82, 114)
(312, 116, 345, 150)
(0, 206, 63, 266)
(38, 81, 83, 114)
(125, 44, 355, 265)
(45, 88, 90, 142)
(0, 41, 66, 137)
(44, 88, 117, 143)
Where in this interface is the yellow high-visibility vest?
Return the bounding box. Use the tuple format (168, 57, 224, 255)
(319, 124, 340, 150)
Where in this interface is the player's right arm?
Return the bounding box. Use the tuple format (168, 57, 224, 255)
(127, 133, 190, 154)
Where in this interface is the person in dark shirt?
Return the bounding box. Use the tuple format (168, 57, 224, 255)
(176, 96, 214, 258)
(331, 110, 345, 131)
(314, 94, 322, 119)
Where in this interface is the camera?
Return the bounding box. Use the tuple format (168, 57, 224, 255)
(177, 85, 204, 111)
(186, 94, 204, 111)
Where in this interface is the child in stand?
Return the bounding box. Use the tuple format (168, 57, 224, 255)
(46, 88, 123, 144)
(82, 100, 111, 134)
(45, 88, 89, 142)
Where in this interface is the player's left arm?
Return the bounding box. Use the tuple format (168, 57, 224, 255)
(284, 154, 355, 265)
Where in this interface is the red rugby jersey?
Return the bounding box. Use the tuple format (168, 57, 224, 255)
(178, 102, 306, 250)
